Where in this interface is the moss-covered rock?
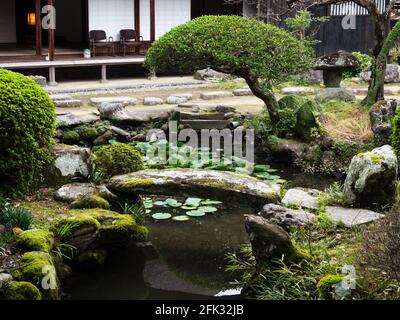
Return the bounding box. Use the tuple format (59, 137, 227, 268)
(91, 143, 144, 180)
(317, 274, 345, 299)
(17, 229, 54, 253)
(76, 125, 99, 142)
(70, 194, 111, 210)
(62, 130, 81, 145)
(295, 100, 319, 141)
(12, 251, 59, 300)
(3, 281, 42, 300)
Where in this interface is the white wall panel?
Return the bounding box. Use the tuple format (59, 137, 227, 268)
(140, 0, 150, 40)
(155, 0, 191, 39)
(89, 0, 135, 40)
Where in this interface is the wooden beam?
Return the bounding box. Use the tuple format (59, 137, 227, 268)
(35, 0, 42, 56)
(134, 0, 140, 38)
(48, 0, 55, 61)
(150, 0, 155, 42)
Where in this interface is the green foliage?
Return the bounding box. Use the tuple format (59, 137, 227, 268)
(317, 182, 348, 209)
(0, 206, 33, 230)
(132, 140, 283, 182)
(121, 202, 148, 224)
(285, 9, 329, 40)
(390, 108, 400, 155)
(145, 15, 313, 85)
(343, 52, 373, 78)
(17, 229, 54, 253)
(0, 69, 56, 195)
(91, 143, 145, 180)
(3, 281, 42, 300)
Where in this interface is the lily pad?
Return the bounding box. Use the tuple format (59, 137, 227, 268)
(145, 209, 152, 214)
(186, 210, 206, 217)
(144, 202, 154, 209)
(172, 215, 191, 222)
(154, 201, 167, 206)
(198, 206, 218, 213)
(185, 197, 203, 207)
(181, 205, 198, 210)
(152, 213, 172, 220)
(165, 199, 182, 208)
(201, 199, 223, 206)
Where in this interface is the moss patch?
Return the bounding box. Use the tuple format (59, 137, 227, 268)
(17, 229, 54, 253)
(70, 195, 111, 210)
(317, 274, 345, 299)
(119, 178, 155, 189)
(4, 281, 42, 300)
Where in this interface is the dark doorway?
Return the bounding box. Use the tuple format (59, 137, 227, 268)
(191, 0, 242, 19)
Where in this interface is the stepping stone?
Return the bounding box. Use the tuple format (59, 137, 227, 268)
(178, 102, 199, 109)
(181, 120, 231, 130)
(282, 188, 321, 210)
(90, 96, 137, 107)
(166, 94, 193, 105)
(233, 88, 253, 96)
(199, 104, 236, 114)
(144, 97, 164, 106)
(200, 91, 234, 100)
(281, 87, 313, 95)
(50, 94, 73, 101)
(54, 183, 110, 203)
(54, 99, 83, 108)
(326, 206, 384, 228)
(56, 113, 99, 128)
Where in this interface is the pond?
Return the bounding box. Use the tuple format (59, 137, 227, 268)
(62, 164, 335, 300)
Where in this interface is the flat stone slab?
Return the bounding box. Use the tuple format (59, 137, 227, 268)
(51, 145, 91, 179)
(281, 188, 321, 210)
(166, 94, 193, 105)
(281, 87, 313, 95)
(54, 183, 104, 203)
(108, 169, 281, 209)
(233, 88, 253, 96)
(143, 97, 164, 105)
(326, 206, 384, 227)
(103, 110, 170, 124)
(56, 113, 100, 128)
(54, 99, 83, 108)
(200, 91, 234, 100)
(181, 120, 231, 130)
(50, 94, 73, 101)
(90, 96, 137, 107)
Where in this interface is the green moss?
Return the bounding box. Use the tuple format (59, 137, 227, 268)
(391, 107, 400, 155)
(52, 214, 101, 242)
(91, 143, 145, 180)
(61, 130, 80, 145)
(0, 69, 56, 196)
(76, 125, 99, 142)
(17, 229, 54, 253)
(70, 195, 111, 210)
(369, 153, 384, 165)
(119, 178, 154, 189)
(13, 251, 59, 300)
(317, 274, 345, 299)
(4, 281, 42, 300)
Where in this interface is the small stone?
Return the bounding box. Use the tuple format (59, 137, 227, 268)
(54, 183, 108, 203)
(56, 113, 99, 128)
(0, 224, 5, 236)
(144, 97, 163, 105)
(361, 64, 400, 83)
(13, 227, 23, 235)
(193, 68, 229, 81)
(200, 91, 234, 100)
(282, 188, 321, 210)
(28, 75, 47, 87)
(91, 97, 137, 108)
(77, 250, 108, 271)
(167, 94, 193, 105)
(281, 87, 312, 95)
(233, 88, 252, 96)
(93, 130, 115, 145)
(315, 88, 356, 102)
(326, 206, 384, 227)
(110, 126, 131, 140)
(0, 273, 13, 289)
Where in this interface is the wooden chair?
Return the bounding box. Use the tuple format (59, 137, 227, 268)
(120, 29, 144, 56)
(89, 30, 115, 57)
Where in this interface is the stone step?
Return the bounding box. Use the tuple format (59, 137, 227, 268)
(166, 93, 193, 105)
(281, 87, 314, 95)
(181, 119, 231, 130)
(200, 91, 234, 100)
(54, 99, 83, 108)
(143, 97, 164, 105)
(50, 94, 73, 101)
(233, 88, 253, 96)
(56, 113, 100, 128)
(90, 96, 137, 107)
(326, 206, 384, 228)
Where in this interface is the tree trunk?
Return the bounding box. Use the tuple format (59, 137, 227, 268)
(364, 20, 400, 106)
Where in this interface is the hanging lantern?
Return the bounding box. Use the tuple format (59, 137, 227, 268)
(27, 12, 36, 26)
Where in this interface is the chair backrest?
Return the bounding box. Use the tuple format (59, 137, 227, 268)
(90, 30, 107, 41)
(120, 29, 138, 41)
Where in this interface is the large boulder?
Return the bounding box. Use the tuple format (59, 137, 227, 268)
(266, 136, 307, 163)
(315, 88, 356, 102)
(369, 99, 398, 146)
(344, 145, 398, 208)
(193, 68, 230, 81)
(361, 64, 400, 83)
(244, 215, 304, 263)
(258, 204, 315, 231)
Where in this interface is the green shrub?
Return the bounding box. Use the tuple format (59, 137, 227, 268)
(343, 52, 373, 78)
(91, 143, 144, 180)
(391, 108, 400, 155)
(61, 130, 80, 145)
(76, 125, 99, 142)
(0, 206, 33, 230)
(145, 15, 314, 122)
(0, 69, 56, 195)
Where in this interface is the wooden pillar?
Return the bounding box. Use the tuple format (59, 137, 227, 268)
(35, 0, 42, 56)
(134, 0, 140, 37)
(150, 0, 155, 42)
(48, 0, 55, 61)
